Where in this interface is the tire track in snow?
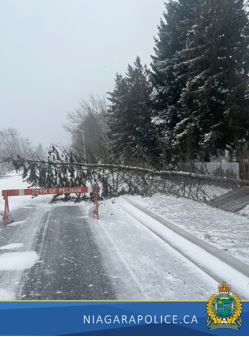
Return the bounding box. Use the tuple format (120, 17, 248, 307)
(93, 218, 150, 299)
(87, 203, 217, 299)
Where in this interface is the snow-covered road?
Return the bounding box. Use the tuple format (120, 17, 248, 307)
(21, 204, 115, 300)
(0, 198, 216, 300)
(0, 202, 116, 300)
(0, 173, 248, 300)
(88, 200, 218, 300)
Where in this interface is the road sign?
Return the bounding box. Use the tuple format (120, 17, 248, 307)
(2, 185, 99, 225)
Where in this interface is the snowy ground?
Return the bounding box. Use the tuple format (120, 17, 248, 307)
(0, 173, 77, 299)
(202, 185, 230, 200)
(126, 194, 249, 266)
(93, 196, 249, 299)
(0, 173, 248, 300)
(88, 200, 218, 299)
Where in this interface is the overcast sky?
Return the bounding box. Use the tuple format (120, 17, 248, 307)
(0, 0, 165, 147)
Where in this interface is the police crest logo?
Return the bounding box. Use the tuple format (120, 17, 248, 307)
(207, 282, 242, 330)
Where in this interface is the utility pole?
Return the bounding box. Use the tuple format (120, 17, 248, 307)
(82, 129, 86, 163)
(76, 127, 86, 163)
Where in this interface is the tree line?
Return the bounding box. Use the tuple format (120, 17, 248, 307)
(0, 128, 46, 175)
(67, 0, 249, 168)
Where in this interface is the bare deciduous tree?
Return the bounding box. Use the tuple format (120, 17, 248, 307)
(65, 96, 111, 163)
(0, 128, 44, 175)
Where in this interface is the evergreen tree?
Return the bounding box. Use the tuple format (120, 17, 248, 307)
(150, 0, 201, 163)
(152, 0, 249, 162)
(107, 57, 158, 165)
(175, 0, 249, 161)
(107, 73, 129, 161)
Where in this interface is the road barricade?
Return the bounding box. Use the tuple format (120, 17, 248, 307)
(1, 185, 99, 225)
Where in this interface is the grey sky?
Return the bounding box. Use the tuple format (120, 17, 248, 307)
(0, 0, 165, 147)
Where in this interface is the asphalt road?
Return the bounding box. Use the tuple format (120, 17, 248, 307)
(19, 205, 116, 300)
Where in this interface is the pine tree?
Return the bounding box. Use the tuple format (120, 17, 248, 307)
(107, 73, 129, 161)
(179, 0, 249, 159)
(174, 0, 249, 160)
(107, 57, 158, 165)
(150, 0, 201, 163)
(151, 0, 249, 162)
(125, 57, 159, 164)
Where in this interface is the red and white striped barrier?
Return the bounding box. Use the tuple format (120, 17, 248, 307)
(2, 185, 99, 225)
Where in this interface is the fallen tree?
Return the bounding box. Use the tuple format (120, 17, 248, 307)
(11, 145, 245, 202)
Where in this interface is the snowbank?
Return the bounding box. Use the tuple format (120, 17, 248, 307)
(0, 251, 39, 271)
